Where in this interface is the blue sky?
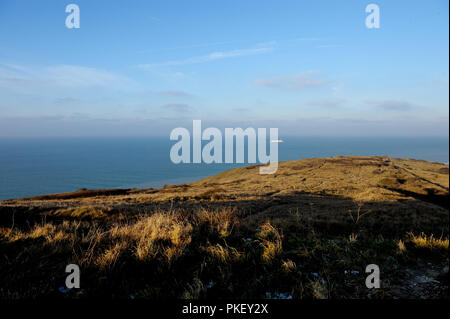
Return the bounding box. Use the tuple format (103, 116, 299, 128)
(0, 0, 448, 136)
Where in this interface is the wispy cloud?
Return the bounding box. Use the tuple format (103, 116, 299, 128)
(364, 99, 413, 111)
(159, 90, 193, 98)
(138, 46, 274, 69)
(308, 98, 346, 107)
(139, 40, 241, 54)
(294, 37, 322, 41)
(233, 107, 250, 113)
(162, 103, 190, 112)
(0, 64, 135, 93)
(255, 71, 328, 90)
(54, 97, 79, 104)
(44, 65, 131, 88)
(139, 39, 277, 54)
(316, 44, 342, 49)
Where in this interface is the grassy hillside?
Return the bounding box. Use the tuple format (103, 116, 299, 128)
(0, 156, 448, 299)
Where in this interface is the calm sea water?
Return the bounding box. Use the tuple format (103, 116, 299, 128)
(0, 136, 448, 200)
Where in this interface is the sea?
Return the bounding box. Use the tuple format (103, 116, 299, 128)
(0, 136, 448, 200)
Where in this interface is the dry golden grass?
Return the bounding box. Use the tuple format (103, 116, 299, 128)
(0, 156, 448, 299)
(95, 242, 126, 270)
(8, 222, 76, 245)
(110, 211, 193, 262)
(397, 239, 406, 252)
(3, 209, 194, 267)
(205, 243, 243, 263)
(281, 259, 297, 273)
(196, 207, 238, 238)
(409, 233, 449, 250)
(310, 280, 329, 299)
(349, 233, 358, 243)
(257, 222, 283, 263)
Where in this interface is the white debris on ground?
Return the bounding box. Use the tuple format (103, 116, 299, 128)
(265, 292, 293, 299)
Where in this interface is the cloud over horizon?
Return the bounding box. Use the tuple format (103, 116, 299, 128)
(159, 90, 193, 98)
(364, 100, 414, 111)
(0, 115, 447, 137)
(162, 103, 191, 113)
(308, 98, 346, 107)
